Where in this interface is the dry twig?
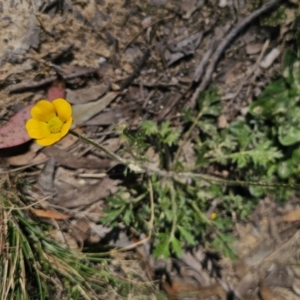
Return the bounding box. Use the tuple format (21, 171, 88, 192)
(189, 0, 282, 108)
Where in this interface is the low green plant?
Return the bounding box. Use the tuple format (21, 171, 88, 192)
(250, 0, 287, 26)
(101, 44, 300, 260)
(249, 47, 300, 181)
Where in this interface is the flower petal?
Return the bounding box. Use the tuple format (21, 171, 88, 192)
(60, 117, 73, 138)
(25, 119, 50, 139)
(31, 100, 56, 122)
(52, 98, 72, 122)
(36, 133, 61, 146)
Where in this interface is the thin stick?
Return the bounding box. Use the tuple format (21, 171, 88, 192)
(122, 15, 175, 54)
(8, 77, 57, 93)
(190, 0, 282, 107)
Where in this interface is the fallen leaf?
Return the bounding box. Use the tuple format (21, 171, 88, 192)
(246, 43, 263, 55)
(259, 282, 285, 300)
(22, 16, 40, 50)
(85, 104, 137, 125)
(72, 92, 119, 127)
(7, 143, 47, 166)
(0, 104, 34, 149)
(144, 147, 160, 170)
(37, 158, 56, 196)
(70, 218, 91, 249)
(31, 209, 70, 220)
(165, 32, 203, 66)
(47, 229, 79, 250)
(42, 146, 113, 169)
(89, 224, 111, 243)
(55, 177, 121, 208)
(55, 167, 83, 188)
(281, 209, 300, 222)
(260, 48, 281, 69)
(162, 282, 226, 299)
(180, 0, 205, 19)
(66, 83, 109, 104)
(47, 81, 65, 100)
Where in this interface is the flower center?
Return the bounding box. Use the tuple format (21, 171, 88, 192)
(48, 116, 64, 133)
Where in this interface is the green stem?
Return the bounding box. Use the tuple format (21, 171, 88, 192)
(69, 130, 300, 190)
(69, 130, 143, 173)
(190, 201, 208, 224)
(169, 183, 177, 239)
(185, 173, 300, 189)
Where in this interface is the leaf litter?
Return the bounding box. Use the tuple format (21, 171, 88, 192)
(0, 0, 300, 299)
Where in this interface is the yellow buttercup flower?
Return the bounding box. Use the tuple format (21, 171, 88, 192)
(210, 213, 217, 221)
(26, 98, 72, 146)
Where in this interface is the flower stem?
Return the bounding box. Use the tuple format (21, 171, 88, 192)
(69, 130, 144, 173)
(69, 130, 300, 190)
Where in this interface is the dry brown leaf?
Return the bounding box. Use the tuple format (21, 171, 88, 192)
(42, 146, 113, 169)
(72, 92, 119, 127)
(162, 282, 226, 300)
(47, 230, 79, 251)
(281, 209, 300, 222)
(260, 282, 285, 300)
(54, 177, 121, 208)
(70, 218, 91, 249)
(31, 209, 70, 220)
(180, 0, 204, 19)
(66, 83, 109, 104)
(55, 167, 84, 188)
(260, 48, 281, 69)
(85, 104, 137, 126)
(7, 145, 47, 166)
(165, 32, 203, 66)
(37, 158, 56, 196)
(144, 147, 160, 170)
(181, 141, 196, 165)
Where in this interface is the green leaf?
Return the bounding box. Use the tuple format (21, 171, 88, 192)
(199, 87, 219, 108)
(249, 185, 265, 198)
(101, 207, 125, 224)
(177, 226, 196, 246)
(199, 121, 218, 137)
(153, 236, 170, 258)
(230, 141, 282, 168)
(202, 103, 221, 116)
(163, 130, 180, 146)
(141, 120, 158, 135)
(278, 125, 300, 145)
(211, 234, 236, 260)
(283, 48, 299, 84)
(277, 160, 293, 179)
(249, 79, 290, 118)
(293, 61, 300, 91)
(171, 237, 183, 257)
(160, 122, 171, 138)
(292, 147, 300, 161)
(123, 209, 132, 226)
(229, 121, 251, 150)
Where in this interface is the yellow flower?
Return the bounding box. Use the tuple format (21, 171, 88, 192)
(26, 98, 72, 146)
(210, 213, 217, 221)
